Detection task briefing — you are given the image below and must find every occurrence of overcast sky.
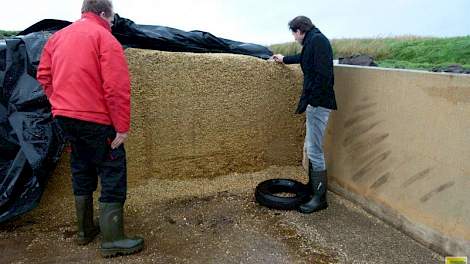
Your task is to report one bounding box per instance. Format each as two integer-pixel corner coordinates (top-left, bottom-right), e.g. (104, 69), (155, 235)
(1, 0), (469, 45)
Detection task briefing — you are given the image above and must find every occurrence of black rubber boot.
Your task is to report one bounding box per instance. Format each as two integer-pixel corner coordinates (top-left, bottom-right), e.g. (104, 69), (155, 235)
(298, 162), (328, 214)
(75, 195), (99, 245)
(99, 202), (144, 258)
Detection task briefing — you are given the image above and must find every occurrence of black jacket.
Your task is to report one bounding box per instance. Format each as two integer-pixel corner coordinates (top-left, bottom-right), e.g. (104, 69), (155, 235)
(283, 28), (337, 113)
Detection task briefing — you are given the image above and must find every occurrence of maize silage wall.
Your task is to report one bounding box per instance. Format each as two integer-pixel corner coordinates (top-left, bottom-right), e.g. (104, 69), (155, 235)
(325, 65), (470, 256)
(124, 49), (305, 184)
(40, 49), (305, 207)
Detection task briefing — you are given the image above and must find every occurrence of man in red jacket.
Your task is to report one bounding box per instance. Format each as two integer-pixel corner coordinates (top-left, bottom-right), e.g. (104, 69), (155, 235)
(37, 0), (143, 258)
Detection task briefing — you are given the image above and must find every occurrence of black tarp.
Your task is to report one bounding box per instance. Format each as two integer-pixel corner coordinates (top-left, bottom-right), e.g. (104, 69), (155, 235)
(338, 54), (378, 67)
(0, 15), (273, 223)
(431, 64), (470, 74)
(20, 14), (273, 59)
(0, 32), (63, 223)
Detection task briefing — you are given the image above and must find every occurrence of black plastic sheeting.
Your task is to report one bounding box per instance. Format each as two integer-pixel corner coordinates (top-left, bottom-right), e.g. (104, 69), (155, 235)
(20, 14), (273, 59)
(0, 15), (273, 223)
(431, 64), (470, 74)
(0, 32), (63, 223)
(338, 54), (378, 67)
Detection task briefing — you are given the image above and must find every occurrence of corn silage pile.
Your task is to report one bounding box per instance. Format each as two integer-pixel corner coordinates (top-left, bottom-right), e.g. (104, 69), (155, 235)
(126, 49), (305, 182)
(48, 49), (305, 193)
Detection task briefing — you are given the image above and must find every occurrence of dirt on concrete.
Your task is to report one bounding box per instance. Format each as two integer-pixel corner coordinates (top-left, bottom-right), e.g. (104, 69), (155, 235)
(0, 166), (443, 264)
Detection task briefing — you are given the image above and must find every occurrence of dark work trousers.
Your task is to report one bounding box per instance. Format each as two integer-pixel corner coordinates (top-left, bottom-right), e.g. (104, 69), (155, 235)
(55, 116), (127, 203)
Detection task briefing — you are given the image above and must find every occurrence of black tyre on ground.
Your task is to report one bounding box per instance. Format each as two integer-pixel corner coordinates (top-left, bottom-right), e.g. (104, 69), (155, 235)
(255, 179), (310, 210)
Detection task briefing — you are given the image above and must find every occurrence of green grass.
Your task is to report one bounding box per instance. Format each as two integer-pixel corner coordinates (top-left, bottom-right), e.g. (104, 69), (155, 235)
(0, 30), (18, 38)
(269, 42), (302, 56)
(269, 36), (470, 71)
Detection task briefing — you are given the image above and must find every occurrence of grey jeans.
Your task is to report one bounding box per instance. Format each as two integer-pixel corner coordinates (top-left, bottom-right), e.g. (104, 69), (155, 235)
(304, 105), (331, 171)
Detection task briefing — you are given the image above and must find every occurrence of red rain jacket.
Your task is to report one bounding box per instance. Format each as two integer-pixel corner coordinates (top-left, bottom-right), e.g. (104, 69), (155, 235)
(37, 12), (131, 133)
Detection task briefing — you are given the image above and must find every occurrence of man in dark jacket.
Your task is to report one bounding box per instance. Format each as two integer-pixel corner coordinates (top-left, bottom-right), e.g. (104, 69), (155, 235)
(272, 16), (337, 214)
(37, 0), (143, 257)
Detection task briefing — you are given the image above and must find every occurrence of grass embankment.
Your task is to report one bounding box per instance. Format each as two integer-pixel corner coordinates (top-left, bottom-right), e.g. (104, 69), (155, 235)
(270, 36), (470, 70)
(0, 30), (18, 38)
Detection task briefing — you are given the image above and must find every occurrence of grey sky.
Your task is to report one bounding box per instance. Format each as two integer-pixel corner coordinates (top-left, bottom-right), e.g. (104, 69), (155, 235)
(1, 0), (469, 45)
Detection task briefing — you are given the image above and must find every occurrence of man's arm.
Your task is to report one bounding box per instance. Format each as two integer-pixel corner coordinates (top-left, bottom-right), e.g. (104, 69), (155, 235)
(100, 34), (131, 147)
(37, 41), (53, 98)
(283, 54), (301, 64)
(271, 54), (301, 64)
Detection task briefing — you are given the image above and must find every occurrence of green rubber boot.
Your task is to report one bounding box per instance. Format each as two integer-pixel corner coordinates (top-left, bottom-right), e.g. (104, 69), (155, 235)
(74, 195), (99, 245)
(99, 202), (144, 258)
(298, 161), (328, 214)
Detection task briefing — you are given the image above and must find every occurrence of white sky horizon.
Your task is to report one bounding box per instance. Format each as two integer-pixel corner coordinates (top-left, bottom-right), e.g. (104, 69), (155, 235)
(1, 0), (469, 45)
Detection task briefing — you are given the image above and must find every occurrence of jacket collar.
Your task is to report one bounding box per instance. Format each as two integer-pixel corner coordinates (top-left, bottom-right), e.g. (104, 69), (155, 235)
(80, 12), (112, 32)
(302, 27), (319, 46)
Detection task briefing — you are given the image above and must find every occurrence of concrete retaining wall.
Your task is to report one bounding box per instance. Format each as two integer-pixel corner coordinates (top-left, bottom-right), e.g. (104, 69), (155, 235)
(325, 65), (470, 256)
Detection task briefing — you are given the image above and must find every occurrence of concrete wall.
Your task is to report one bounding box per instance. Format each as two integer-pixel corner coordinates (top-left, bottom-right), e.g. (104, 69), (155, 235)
(325, 65), (470, 256)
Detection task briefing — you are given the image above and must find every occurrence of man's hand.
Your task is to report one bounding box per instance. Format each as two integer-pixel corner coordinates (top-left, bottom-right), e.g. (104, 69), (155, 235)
(271, 54), (285, 64)
(111, 132), (128, 149)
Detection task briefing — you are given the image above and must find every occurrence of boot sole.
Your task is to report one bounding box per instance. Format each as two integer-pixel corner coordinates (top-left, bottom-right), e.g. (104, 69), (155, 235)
(298, 203), (328, 214)
(76, 229), (100, 246)
(101, 243), (144, 258)
(77, 238), (94, 246)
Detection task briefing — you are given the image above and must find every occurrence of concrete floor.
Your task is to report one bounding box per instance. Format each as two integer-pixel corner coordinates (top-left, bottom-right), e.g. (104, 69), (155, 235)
(0, 166), (443, 263)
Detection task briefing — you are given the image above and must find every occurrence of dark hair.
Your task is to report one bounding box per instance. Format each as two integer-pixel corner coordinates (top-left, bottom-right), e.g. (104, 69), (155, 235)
(288, 16), (315, 33)
(81, 0), (113, 17)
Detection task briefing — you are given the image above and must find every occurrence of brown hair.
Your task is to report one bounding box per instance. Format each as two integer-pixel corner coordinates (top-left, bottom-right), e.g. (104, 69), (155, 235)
(81, 0), (113, 17)
(288, 16), (315, 33)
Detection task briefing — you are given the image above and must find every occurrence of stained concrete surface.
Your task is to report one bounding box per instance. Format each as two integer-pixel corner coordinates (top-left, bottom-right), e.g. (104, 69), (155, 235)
(0, 166), (443, 264)
(326, 66), (470, 255)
